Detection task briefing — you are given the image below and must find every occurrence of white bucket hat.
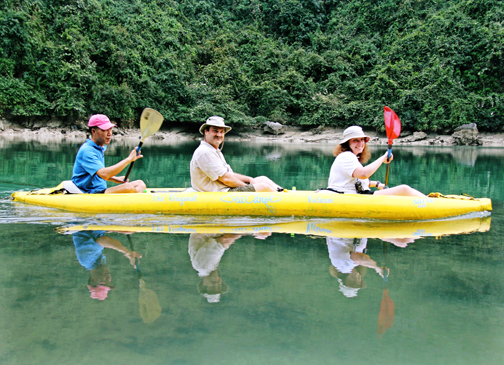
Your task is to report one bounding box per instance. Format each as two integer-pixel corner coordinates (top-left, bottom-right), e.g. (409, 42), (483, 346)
(199, 116), (232, 135)
(339, 126), (370, 144)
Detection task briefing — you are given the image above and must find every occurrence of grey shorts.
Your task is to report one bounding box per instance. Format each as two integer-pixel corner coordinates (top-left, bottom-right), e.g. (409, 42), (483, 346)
(228, 184), (256, 192)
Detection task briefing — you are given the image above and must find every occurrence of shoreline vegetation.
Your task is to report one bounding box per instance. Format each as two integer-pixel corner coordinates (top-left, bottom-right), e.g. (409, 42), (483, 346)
(0, 1), (502, 134)
(1, 119), (503, 147)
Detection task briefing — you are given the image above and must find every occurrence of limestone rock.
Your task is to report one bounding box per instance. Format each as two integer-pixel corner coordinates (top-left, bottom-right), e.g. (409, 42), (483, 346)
(429, 136), (455, 145)
(264, 121), (285, 135)
(312, 125), (325, 135)
(454, 123), (478, 132)
(46, 120), (64, 128)
(452, 123), (481, 145)
(401, 131), (427, 143)
(75, 120), (88, 130)
(0, 119), (14, 131)
(31, 121), (46, 129)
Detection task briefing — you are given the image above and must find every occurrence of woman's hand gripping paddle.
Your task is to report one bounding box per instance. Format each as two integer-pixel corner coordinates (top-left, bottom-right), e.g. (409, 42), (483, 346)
(124, 108), (164, 182)
(383, 106), (402, 187)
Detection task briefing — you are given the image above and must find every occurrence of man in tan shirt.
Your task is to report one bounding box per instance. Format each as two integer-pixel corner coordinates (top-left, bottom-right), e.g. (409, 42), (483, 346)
(190, 116), (282, 192)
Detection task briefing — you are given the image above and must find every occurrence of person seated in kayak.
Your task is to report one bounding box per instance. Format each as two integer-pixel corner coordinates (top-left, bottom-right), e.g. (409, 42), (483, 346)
(72, 114), (146, 194)
(327, 126), (425, 196)
(190, 116), (283, 192)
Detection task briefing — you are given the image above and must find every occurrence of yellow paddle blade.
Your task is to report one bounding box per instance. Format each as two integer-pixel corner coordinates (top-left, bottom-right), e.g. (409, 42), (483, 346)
(140, 108), (164, 141)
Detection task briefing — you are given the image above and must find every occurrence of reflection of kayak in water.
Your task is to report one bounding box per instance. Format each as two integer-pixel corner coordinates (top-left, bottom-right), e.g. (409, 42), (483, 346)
(11, 183), (492, 220)
(59, 215), (491, 239)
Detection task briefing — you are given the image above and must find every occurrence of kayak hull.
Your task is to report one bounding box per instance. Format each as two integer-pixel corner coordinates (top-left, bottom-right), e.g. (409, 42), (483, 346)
(11, 185), (492, 221)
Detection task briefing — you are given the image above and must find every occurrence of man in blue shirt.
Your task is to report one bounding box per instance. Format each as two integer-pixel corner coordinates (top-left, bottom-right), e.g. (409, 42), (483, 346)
(72, 114), (146, 194)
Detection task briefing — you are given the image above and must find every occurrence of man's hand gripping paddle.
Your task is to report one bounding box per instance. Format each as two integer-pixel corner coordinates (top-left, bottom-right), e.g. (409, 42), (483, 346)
(124, 108), (164, 183)
(384, 106), (401, 188)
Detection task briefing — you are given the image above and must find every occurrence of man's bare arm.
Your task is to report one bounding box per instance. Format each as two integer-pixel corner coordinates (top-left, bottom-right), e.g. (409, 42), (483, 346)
(217, 171), (250, 187)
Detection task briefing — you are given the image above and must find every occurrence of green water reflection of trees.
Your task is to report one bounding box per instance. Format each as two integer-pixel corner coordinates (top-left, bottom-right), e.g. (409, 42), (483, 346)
(1, 142), (502, 201)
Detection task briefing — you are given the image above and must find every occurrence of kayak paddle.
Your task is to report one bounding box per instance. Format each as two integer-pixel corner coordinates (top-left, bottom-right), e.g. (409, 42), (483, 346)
(124, 108), (164, 183)
(383, 106), (401, 187)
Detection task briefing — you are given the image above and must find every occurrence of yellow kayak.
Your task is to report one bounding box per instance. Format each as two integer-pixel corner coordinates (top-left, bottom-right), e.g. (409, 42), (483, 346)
(11, 183), (492, 221)
(59, 215), (491, 239)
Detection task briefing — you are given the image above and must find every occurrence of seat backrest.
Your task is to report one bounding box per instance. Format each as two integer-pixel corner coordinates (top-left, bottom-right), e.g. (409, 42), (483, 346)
(62, 180), (84, 194)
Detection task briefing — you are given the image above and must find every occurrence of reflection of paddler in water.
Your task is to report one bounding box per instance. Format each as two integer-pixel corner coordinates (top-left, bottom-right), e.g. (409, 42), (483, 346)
(72, 231), (142, 300)
(327, 236), (417, 338)
(327, 236), (416, 298)
(189, 232), (271, 303)
(327, 237), (379, 298)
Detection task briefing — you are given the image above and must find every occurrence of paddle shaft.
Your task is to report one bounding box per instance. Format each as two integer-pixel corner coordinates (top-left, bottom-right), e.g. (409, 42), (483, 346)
(384, 144), (392, 187)
(124, 142), (143, 182)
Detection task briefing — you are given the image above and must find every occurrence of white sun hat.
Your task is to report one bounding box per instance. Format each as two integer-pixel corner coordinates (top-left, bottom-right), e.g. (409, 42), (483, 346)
(199, 116), (232, 135)
(339, 126), (370, 144)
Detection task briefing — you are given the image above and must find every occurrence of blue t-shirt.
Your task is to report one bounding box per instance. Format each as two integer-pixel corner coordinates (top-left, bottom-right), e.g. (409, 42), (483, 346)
(72, 139), (107, 193)
(72, 230), (106, 270)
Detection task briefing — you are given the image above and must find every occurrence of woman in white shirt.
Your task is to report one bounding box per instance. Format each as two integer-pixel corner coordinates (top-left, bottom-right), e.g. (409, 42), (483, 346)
(327, 126), (425, 196)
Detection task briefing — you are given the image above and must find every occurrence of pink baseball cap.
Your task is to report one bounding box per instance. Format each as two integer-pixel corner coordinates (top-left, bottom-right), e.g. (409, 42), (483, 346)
(88, 114), (117, 130)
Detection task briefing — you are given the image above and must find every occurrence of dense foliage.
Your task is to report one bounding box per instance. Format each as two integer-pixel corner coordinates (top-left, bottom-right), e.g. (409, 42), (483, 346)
(0, 0), (502, 131)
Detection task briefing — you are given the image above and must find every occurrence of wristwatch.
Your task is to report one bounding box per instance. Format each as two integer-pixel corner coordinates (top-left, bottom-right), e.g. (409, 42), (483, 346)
(375, 181), (382, 188)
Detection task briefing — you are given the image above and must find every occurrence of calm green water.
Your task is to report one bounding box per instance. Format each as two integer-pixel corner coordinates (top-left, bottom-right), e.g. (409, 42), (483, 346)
(1, 138), (504, 365)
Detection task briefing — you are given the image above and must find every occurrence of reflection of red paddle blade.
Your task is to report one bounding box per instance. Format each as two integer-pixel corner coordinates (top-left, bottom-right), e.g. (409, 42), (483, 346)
(377, 289), (395, 337)
(384, 106), (401, 145)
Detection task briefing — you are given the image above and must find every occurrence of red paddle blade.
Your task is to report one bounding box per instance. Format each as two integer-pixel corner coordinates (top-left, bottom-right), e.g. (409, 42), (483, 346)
(384, 106), (401, 144)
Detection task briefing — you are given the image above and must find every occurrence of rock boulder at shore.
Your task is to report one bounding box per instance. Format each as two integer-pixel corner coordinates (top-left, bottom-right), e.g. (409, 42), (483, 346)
(264, 121), (285, 135)
(452, 123), (482, 146)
